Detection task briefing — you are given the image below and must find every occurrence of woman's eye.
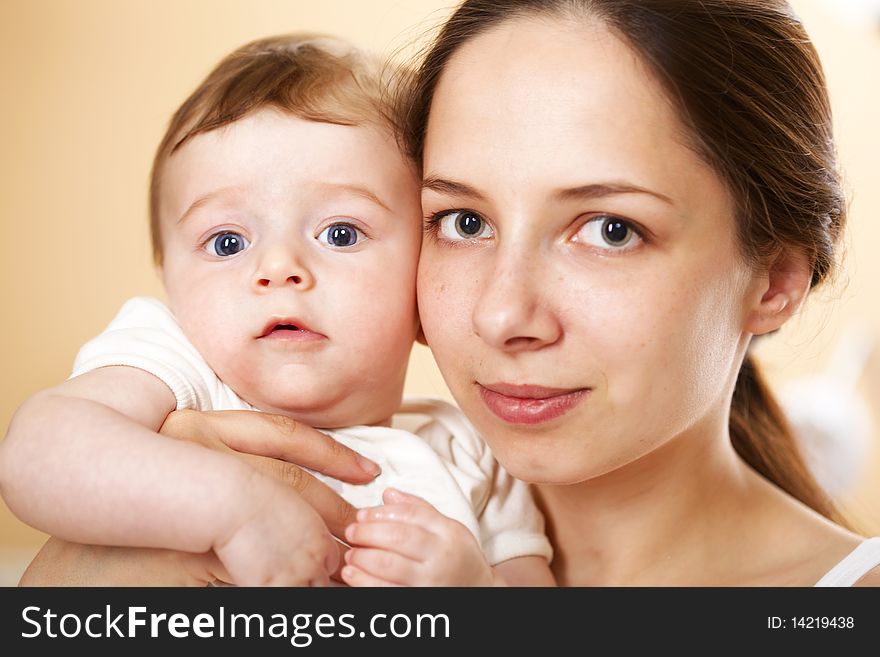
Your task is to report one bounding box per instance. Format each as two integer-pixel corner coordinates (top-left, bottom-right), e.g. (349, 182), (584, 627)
(317, 223), (363, 248)
(572, 215), (641, 251)
(207, 232), (250, 257)
(436, 211), (494, 240)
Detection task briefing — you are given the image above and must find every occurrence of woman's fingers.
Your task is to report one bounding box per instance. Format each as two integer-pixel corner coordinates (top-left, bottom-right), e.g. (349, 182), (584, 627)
(229, 412), (381, 483)
(160, 409), (380, 483)
(160, 410), (363, 539)
(236, 453), (359, 538)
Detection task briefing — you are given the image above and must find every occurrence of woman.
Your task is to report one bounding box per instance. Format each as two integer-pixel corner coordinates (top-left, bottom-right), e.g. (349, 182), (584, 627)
(22, 0), (880, 586)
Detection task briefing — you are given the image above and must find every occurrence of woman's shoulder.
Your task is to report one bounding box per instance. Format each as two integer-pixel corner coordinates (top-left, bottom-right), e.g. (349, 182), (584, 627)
(853, 564), (880, 587)
(781, 521), (880, 586)
(816, 536), (880, 587)
(747, 476), (877, 586)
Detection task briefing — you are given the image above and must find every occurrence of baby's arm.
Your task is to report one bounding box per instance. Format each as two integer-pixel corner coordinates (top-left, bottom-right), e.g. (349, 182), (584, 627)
(341, 489), (554, 586)
(2, 365), (249, 547)
(0, 366), (337, 585)
(493, 556), (556, 586)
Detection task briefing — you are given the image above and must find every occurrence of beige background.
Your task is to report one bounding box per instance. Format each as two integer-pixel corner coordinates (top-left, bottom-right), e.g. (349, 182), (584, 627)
(1, 0), (878, 585)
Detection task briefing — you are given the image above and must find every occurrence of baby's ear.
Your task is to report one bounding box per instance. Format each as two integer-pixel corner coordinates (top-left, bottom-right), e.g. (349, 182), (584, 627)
(743, 250), (812, 336)
(416, 324), (428, 346)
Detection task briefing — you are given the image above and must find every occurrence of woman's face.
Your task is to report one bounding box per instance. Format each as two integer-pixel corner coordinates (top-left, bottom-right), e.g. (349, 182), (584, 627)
(418, 17), (761, 484)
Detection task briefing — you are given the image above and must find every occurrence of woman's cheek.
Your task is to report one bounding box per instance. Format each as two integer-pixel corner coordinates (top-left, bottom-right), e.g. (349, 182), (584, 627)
(418, 255), (469, 341)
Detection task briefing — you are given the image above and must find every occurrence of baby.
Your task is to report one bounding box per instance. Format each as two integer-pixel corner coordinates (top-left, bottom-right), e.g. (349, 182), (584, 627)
(0, 34), (552, 586)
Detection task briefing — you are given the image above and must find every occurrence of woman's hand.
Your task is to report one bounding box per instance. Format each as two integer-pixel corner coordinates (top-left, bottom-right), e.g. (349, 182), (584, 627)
(160, 409), (379, 538)
(213, 471), (340, 586)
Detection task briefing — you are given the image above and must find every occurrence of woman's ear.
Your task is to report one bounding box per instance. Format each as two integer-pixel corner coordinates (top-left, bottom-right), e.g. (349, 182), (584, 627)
(743, 250), (812, 336)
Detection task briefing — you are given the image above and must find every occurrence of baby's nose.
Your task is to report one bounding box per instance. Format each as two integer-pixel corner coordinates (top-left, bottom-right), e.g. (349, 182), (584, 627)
(253, 248), (314, 290)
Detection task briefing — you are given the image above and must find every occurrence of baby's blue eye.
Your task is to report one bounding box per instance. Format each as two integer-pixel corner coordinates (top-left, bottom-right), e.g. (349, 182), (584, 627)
(208, 232), (249, 257)
(318, 223), (362, 248)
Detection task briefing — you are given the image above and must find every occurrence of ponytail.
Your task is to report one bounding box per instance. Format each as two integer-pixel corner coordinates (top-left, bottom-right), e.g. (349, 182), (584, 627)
(730, 354), (845, 525)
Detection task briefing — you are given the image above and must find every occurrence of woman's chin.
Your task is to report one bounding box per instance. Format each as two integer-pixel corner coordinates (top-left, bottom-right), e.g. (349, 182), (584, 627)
(489, 447), (591, 486)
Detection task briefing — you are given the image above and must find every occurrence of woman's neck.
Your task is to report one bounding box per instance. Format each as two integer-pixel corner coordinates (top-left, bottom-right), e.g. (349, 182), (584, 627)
(534, 412), (763, 586)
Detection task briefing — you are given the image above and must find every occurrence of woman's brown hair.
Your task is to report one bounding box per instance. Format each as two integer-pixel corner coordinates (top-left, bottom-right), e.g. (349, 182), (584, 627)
(402, 0), (847, 522)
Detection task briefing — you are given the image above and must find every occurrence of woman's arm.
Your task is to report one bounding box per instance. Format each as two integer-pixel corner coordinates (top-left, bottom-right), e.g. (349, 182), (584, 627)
(19, 537), (228, 587)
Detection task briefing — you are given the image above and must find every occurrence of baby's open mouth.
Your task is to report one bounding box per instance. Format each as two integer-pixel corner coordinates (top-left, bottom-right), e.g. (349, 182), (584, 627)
(258, 318), (326, 342)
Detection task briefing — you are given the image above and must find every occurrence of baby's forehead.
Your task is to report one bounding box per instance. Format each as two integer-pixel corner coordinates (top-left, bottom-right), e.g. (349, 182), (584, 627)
(158, 111), (417, 225)
(175, 109), (406, 168)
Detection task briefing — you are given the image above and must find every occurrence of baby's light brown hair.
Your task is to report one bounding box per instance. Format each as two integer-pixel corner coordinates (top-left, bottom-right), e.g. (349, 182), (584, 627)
(149, 34), (405, 265)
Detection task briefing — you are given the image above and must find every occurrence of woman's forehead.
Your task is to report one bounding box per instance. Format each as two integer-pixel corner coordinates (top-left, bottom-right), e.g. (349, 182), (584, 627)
(427, 18), (674, 147)
(423, 16), (707, 207)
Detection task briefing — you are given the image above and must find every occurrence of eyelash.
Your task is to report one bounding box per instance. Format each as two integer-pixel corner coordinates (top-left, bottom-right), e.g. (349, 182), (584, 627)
(423, 210), (486, 248)
(424, 210), (455, 232)
(199, 229), (250, 257)
(424, 209), (649, 253)
(571, 214), (649, 255)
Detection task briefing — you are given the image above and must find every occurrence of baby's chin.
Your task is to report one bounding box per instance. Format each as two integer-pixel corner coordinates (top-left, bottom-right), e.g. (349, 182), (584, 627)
(243, 388), (399, 430)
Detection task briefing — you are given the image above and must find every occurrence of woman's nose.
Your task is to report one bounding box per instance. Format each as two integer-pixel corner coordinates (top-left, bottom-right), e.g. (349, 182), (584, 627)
(471, 253), (561, 352)
(253, 245), (315, 291)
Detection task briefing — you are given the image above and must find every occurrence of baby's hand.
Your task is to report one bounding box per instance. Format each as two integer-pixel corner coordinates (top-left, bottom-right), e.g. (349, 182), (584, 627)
(341, 488), (494, 587)
(214, 474), (338, 586)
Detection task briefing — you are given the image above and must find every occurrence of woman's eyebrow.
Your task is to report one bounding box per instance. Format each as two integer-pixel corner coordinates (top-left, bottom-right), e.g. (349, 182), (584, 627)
(422, 176), (488, 202)
(422, 176), (674, 208)
(554, 183), (674, 206)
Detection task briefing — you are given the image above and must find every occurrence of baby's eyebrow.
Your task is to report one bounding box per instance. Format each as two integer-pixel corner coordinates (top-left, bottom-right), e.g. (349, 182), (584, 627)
(177, 186), (244, 225)
(316, 182), (392, 213)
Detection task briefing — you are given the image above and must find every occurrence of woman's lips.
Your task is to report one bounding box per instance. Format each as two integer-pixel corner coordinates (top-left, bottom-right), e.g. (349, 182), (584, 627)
(477, 383), (589, 425)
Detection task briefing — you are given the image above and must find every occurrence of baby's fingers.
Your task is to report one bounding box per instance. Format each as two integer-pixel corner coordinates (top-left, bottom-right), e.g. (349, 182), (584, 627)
(357, 498), (447, 533)
(342, 550), (416, 586)
(340, 565), (401, 587)
(345, 520), (433, 560)
(382, 488), (433, 507)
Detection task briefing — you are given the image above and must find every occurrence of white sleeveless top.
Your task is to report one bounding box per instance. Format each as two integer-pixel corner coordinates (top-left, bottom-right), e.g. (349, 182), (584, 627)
(814, 537), (880, 587)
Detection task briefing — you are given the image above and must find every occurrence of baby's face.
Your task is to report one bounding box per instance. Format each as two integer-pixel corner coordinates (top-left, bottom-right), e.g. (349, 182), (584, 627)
(158, 109), (422, 427)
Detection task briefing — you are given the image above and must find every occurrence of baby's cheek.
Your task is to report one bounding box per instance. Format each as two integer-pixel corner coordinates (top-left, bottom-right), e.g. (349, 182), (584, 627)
(357, 283), (419, 338)
(190, 323), (253, 386)
(208, 336), (245, 368)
